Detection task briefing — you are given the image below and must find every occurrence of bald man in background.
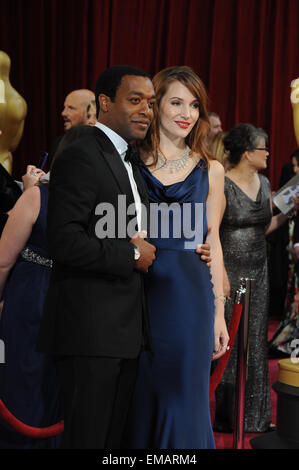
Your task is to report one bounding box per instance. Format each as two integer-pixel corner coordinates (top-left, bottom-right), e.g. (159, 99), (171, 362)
(48, 89), (95, 166)
(61, 89), (95, 130)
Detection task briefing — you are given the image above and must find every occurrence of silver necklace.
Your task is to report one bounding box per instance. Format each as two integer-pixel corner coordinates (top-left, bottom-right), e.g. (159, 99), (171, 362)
(157, 146), (191, 173)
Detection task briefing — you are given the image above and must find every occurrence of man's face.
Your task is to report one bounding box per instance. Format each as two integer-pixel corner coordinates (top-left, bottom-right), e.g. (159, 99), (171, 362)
(100, 75), (155, 141)
(61, 91), (89, 130)
(209, 115), (222, 139)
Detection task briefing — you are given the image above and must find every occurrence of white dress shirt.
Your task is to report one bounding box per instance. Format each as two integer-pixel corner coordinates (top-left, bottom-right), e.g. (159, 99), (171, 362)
(95, 122), (142, 232)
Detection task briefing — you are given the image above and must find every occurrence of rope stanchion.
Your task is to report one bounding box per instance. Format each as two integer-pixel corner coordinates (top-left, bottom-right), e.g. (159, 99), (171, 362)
(233, 278), (253, 449)
(209, 280), (246, 397)
(0, 399), (64, 438)
(209, 278), (253, 449)
(209, 302), (243, 397)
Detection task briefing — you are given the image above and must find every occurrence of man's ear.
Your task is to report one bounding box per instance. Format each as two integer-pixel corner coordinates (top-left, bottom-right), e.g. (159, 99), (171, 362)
(98, 94), (111, 113)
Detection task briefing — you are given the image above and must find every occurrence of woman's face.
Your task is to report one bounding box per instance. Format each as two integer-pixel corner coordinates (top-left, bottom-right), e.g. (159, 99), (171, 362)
(292, 156), (299, 173)
(87, 104), (97, 126)
(247, 137), (269, 170)
(158, 80), (200, 142)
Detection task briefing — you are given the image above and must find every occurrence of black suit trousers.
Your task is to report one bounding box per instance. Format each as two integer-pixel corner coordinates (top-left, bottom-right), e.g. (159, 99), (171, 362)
(55, 355), (139, 449)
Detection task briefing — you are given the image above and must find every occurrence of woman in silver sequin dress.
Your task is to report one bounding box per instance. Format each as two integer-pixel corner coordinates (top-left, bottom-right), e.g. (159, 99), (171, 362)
(214, 123), (290, 433)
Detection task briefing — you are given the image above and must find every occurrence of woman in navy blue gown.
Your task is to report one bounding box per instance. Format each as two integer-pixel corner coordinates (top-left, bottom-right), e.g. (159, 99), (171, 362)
(0, 179), (62, 448)
(0, 126), (93, 448)
(124, 66), (229, 449)
(0, 127), (94, 448)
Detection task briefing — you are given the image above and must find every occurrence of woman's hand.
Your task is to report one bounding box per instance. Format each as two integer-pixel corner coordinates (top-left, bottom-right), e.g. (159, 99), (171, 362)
(213, 309), (229, 360)
(22, 165), (45, 190)
(196, 227), (212, 268)
(196, 243), (211, 268)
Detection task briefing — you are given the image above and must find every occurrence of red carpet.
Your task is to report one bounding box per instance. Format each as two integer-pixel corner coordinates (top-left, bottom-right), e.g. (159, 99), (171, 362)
(210, 317), (280, 449)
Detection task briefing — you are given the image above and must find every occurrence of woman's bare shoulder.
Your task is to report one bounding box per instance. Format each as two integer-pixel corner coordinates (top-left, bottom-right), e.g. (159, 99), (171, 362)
(208, 158), (225, 177)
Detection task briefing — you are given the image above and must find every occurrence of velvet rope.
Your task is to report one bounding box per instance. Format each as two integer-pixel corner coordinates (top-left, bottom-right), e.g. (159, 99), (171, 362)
(0, 399), (64, 438)
(209, 302), (243, 397)
(0, 301), (243, 439)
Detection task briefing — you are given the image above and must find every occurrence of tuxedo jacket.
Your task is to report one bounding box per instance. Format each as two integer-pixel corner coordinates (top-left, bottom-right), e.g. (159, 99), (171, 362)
(36, 126), (151, 358)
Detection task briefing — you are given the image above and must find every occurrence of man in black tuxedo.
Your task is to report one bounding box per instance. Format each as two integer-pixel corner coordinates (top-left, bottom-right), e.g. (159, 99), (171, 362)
(36, 65), (157, 449)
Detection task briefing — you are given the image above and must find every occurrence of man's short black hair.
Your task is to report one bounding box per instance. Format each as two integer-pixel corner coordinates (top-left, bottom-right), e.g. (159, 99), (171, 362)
(94, 65), (151, 117)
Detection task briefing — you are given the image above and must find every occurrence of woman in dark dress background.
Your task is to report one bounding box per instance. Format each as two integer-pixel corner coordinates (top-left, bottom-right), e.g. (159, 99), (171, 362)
(214, 123), (290, 433)
(0, 126), (89, 448)
(0, 178), (62, 448)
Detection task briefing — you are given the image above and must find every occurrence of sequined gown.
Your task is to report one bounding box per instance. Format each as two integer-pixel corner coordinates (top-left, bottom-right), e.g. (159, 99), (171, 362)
(214, 175), (272, 433)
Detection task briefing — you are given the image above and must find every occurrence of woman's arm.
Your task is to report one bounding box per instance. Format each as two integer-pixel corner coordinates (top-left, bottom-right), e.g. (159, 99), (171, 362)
(265, 182), (299, 236)
(264, 190), (292, 236)
(0, 186), (40, 300)
(206, 160), (229, 360)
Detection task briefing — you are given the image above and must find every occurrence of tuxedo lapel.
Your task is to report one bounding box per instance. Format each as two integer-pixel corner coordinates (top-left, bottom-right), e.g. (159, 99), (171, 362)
(93, 127), (151, 234)
(132, 164), (148, 201)
(94, 128), (134, 205)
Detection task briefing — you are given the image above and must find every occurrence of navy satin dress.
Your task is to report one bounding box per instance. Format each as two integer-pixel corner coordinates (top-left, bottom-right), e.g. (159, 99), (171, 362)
(125, 164), (215, 449)
(0, 185), (62, 448)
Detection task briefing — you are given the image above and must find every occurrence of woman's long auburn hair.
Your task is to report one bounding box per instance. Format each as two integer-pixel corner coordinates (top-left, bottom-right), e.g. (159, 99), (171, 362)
(140, 66), (213, 168)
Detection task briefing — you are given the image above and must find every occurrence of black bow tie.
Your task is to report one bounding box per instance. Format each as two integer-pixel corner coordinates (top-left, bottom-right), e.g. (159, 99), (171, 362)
(124, 144), (140, 165)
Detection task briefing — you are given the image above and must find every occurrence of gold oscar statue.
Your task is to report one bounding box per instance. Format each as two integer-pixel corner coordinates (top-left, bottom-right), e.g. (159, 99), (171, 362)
(0, 50), (27, 174)
(291, 78), (299, 146)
